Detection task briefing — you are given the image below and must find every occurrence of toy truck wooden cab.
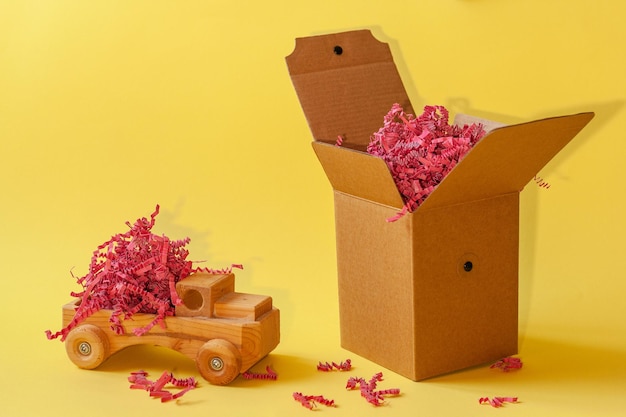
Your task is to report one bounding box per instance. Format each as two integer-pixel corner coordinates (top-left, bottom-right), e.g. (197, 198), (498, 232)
(62, 272), (280, 385)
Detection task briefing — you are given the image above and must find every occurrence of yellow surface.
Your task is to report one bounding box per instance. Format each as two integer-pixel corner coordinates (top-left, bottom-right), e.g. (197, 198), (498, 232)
(1, 1), (624, 416)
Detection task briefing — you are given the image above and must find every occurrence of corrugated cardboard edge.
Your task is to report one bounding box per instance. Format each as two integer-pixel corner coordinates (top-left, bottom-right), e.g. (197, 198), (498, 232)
(286, 29), (596, 382)
(286, 29), (412, 150)
(419, 112), (595, 210)
(312, 112), (595, 212)
(312, 141), (404, 208)
(454, 113), (506, 133)
(286, 30), (595, 211)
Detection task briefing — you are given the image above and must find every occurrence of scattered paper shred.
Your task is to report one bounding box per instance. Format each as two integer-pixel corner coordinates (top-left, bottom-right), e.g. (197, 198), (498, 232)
(317, 358), (352, 372)
(293, 392), (335, 410)
(533, 174), (551, 189)
(366, 104), (486, 221)
(346, 372), (400, 406)
(45, 205), (241, 341)
(242, 365), (278, 380)
(129, 370), (197, 403)
(479, 396), (519, 408)
(490, 356), (523, 372)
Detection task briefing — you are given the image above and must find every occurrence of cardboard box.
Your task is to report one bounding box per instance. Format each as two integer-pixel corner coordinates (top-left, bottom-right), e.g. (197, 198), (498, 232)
(286, 29), (594, 380)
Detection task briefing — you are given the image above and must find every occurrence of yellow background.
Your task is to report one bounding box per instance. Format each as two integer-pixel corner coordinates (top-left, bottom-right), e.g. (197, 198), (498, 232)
(1, 1), (624, 416)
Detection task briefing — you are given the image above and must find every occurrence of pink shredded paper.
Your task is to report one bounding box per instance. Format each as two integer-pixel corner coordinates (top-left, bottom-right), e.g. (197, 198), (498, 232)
(346, 372), (400, 406)
(317, 358), (352, 372)
(293, 392), (335, 410)
(490, 356), (523, 372)
(366, 104), (486, 221)
(533, 175), (551, 189)
(242, 365), (278, 380)
(128, 370), (197, 403)
(479, 396), (519, 408)
(46, 205), (241, 341)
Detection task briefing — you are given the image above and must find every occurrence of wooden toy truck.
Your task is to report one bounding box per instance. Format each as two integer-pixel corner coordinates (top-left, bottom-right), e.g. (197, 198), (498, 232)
(62, 272), (280, 385)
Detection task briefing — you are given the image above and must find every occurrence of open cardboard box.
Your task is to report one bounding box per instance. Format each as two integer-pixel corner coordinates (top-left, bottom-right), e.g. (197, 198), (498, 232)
(286, 29), (594, 381)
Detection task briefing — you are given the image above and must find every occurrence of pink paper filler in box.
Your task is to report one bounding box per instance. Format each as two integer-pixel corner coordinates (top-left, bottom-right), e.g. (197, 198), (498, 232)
(286, 29), (594, 381)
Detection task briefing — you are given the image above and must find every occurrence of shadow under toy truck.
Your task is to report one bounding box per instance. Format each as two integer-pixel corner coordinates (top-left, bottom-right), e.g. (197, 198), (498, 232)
(62, 272), (280, 385)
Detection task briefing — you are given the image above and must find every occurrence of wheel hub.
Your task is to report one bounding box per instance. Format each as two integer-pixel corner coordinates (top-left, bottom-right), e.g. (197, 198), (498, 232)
(78, 341), (92, 356)
(210, 357), (224, 371)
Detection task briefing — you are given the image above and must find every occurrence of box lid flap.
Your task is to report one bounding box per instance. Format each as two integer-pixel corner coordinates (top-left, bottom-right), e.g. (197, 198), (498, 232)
(286, 29), (412, 150)
(419, 112), (595, 210)
(312, 141), (405, 208)
(287, 29), (595, 212)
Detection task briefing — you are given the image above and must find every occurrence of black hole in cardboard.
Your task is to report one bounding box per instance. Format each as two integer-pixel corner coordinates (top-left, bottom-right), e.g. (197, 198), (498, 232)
(333, 45), (343, 55)
(463, 261), (473, 272)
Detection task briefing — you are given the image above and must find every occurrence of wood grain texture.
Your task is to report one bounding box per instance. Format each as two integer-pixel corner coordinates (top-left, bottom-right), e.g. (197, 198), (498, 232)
(61, 272), (280, 384)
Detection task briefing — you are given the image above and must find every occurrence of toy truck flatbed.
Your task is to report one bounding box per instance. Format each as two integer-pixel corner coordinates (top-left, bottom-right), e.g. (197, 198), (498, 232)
(62, 272), (280, 385)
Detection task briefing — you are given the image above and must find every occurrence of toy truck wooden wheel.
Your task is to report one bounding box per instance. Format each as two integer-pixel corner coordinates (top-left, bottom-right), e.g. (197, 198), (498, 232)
(196, 339), (242, 385)
(65, 324), (110, 369)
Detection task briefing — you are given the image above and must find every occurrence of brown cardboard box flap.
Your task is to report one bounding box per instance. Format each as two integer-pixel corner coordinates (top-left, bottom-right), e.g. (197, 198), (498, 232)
(287, 28), (596, 381)
(312, 141), (405, 208)
(288, 29), (594, 211)
(313, 112), (594, 211)
(420, 112), (595, 210)
(286, 29), (412, 150)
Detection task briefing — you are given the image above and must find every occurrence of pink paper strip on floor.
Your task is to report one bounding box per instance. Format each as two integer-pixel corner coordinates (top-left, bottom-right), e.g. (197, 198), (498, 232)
(128, 370), (197, 403)
(490, 356), (523, 372)
(317, 358), (352, 372)
(479, 396), (519, 408)
(346, 372), (401, 406)
(293, 392), (336, 410)
(242, 365), (278, 380)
